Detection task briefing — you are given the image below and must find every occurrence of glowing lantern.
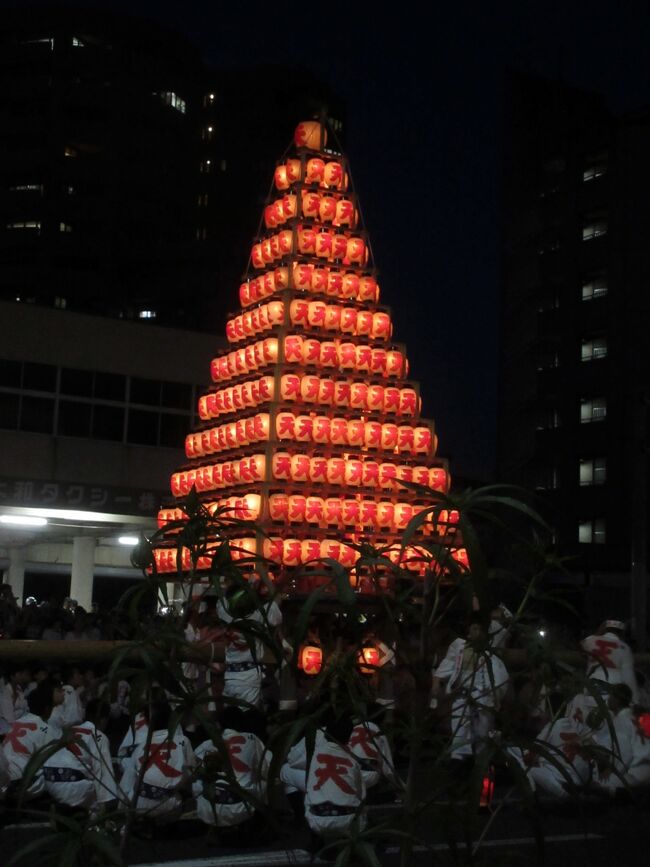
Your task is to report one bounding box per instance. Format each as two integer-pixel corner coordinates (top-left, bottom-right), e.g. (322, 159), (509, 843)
(315, 231), (333, 259)
(273, 199), (285, 225)
(245, 416), (257, 441)
(288, 495), (306, 522)
(286, 158), (301, 183)
(317, 378), (335, 405)
(362, 461), (379, 487)
(379, 462), (397, 490)
(323, 161), (344, 189)
(396, 465), (413, 485)
(239, 282), (251, 307)
(372, 311), (391, 340)
(412, 466), (429, 487)
(452, 548), (470, 570)
(302, 191), (321, 218)
(301, 539), (322, 563)
(332, 382), (349, 409)
(334, 198), (355, 227)
(270, 232), (281, 260)
(298, 228), (317, 256)
(264, 204), (278, 229)
(327, 271), (343, 296)
(226, 319), (237, 343)
(290, 299), (309, 326)
(376, 502), (395, 529)
(305, 496), (324, 524)
(356, 310), (374, 336)
(275, 266), (289, 289)
(211, 463), (223, 489)
(290, 455), (311, 483)
(324, 499), (343, 525)
(367, 384), (384, 411)
(272, 452), (291, 480)
(339, 544), (357, 568)
(342, 273), (359, 299)
(283, 538), (302, 567)
(350, 382), (368, 410)
(309, 456), (328, 483)
(261, 238), (273, 264)
(319, 195), (336, 222)
(358, 276), (378, 302)
(381, 423), (398, 450)
(340, 307), (357, 334)
(303, 337), (321, 365)
(323, 306), (341, 331)
(312, 416), (331, 443)
(327, 458), (346, 485)
(414, 426), (433, 455)
(293, 263), (313, 290)
(298, 644), (323, 675)
(239, 495), (261, 521)
(284, 334), (304, 363)
(384, 387), (401, 414)
(430, 468), (448, 492)
(280, 374), (301, 401)
(171, 473), (182, 497)
(274, 164), (289, 190)
(269, 494), (289, 522)
(249, 454), (266, 482)
(305, 157), (325, 184)
(345, 460), (363, 487)
(221, 462), (234, 486)
(263, 338), (278, 363)
(249, 308), (260, 335)
(294, 415), (313, 441)
(295, 121), (325, 151)
(343, 499), (360, 525)
(339, 343), (357, 370)
(331, 233), (348, 260)
(360, 500), (378, 527)
(346, 237), (366, 265)
(320, 341), (339, 367)
(267, 300), (284, 326)
(263, 537), (284, 563)
(364, 421), (382, 449)
(356, 345), (373, 372)
(278, 230), (293, 256)
(347, 419), (365, 447)
(312, 268), (328, 293)
(300, 376), (320, 404)
(307, 301), (327, 328)
(397, 425), (415, 452)
(326, 416), (344, 445)
(394, 502), (414, 531)
(276, 412), (296, 439)
(399, 388), (418, 416)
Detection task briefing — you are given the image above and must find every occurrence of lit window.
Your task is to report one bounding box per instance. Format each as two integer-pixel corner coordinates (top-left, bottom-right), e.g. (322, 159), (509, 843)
(64, 147), (77, 158)
(582, 218), (607, 241)
(6, 221), (41, 233)
(200, 159), (211, 173)
(580, 397), (607, 423)
(54, 296), (67, 309)
(59, 222), (72, 233)
(9, 184), (43, 193)
(155, 91), (186, 114)
(581, 336), (607, 361)
(138, 310), (157, 320)
(578, 518), (606, 544)
(72, 37), (85, 47)
(579, 457), (606, 486)
(582, 276), (608, 301)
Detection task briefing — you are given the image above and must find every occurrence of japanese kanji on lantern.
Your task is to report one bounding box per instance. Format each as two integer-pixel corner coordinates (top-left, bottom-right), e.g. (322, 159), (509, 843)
(157, 118), (457, 587)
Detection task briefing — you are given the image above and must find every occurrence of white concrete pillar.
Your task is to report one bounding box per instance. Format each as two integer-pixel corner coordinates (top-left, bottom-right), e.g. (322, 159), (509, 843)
(7, 547), (26, 604)
(70, 536), (96, 611)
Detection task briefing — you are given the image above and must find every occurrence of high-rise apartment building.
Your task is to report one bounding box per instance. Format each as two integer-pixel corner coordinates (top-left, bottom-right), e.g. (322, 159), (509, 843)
(498, 71), (649, 633)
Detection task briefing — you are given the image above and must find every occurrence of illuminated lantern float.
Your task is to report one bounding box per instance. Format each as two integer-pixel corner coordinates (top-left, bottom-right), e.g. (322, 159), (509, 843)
(156, 120), (461, 589)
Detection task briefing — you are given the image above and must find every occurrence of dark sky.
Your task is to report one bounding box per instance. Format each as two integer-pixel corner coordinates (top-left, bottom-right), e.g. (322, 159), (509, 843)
(19, 0), (650, 480)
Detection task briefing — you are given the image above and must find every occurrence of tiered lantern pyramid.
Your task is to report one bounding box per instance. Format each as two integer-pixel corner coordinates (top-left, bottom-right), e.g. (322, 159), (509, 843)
(154, 120), (466, 592)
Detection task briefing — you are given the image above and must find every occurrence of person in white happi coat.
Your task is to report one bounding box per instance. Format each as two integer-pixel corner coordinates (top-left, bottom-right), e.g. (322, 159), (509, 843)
(217, 586), (283, 709)
(431, 618), (509, 760)
(43, 699), (120, 809)
(304, 714), (365, 838)
(347, 710), (395, 791)
(590, 684), (640, 795)
(49, 666), (85, 730)
(192, 707), (271, 827)
(0, 665), (31, 736)
(120, 701), (194, 819)
(509, 711), (591, 798)
(2, 678), (64, 800)
(117, 711), (149, 771)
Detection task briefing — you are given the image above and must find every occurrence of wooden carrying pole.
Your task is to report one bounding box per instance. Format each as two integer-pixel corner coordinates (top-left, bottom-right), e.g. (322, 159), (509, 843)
(0, 640), (225, 664)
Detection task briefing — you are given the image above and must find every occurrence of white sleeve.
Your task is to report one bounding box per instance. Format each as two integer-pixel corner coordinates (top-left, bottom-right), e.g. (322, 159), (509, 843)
(265, 601), (282, 628)
(95, 732), (120, 803)
(285, 738), (307, 770)
(434, 644), (460, 681)
(0, 686), (16, 728)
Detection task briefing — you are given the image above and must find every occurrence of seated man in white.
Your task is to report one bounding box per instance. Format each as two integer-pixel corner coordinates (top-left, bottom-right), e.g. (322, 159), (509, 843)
(348, 706), (395, 792)
(43, 698), (120, 809)
(120, 699), (194, 819)
(590, 684), (639, 795)
(2, 678), (64, 801)
(193, 706), (270, 827)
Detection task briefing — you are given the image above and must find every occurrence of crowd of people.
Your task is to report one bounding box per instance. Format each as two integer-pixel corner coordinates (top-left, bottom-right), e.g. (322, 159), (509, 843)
(1, 586), (650, 850)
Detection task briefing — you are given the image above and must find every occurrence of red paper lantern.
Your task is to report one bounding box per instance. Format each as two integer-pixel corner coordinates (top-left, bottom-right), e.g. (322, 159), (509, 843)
(429, 468), (449, 492)
(340, 306), (358, 334)
(280, 374), (301, 401)
(339, 343), (357, 370)
(294, 414), (313, 441)
(323, 305), (341, 331)
(278, 229), (293, 256)
(320, 341), (339, 367)
(346, 237), (366, 265)
(384, 387), (401, 414)
(267, 300), (284, 326)
(289, 299), (309, 327)
(396, 465), (413, 485)
(399, 388), (418, 416)
(288, 494), (306, 522)
(284, 334), (303, 363)
(272, 452), (291, 480)
(274, 165), (289, 190)
(326, 271), (343, 297)
(305, 157), (325, 184)
(343, 498), (360, 525)
(376, 502), (395, 529)
(301, 190), (321, 219)
(293, 263), (313, 290)
(307, 301), (327, 328)
(261, 238), (274, 264)
(300, 375), (320, 404)
(286, 158), (301, 184)
(263, 537), (284, 563)
(312, 416), (331, 443)
(283, 538), (303, 567)
(290, 455), (311, 483)
(345, 459), (363, 487)
(330, 417), (348, 445)
(276, 412), (296, 440)
(367, 383), (384, 411)
(305, 496), (324, 523)
(339, 545), (356, 568)
(269, 494), (289, 522)
(372, 311), (392, 340)
(379, 462), (397, 489)
(364, 421), (382, 449)
(362, 461), (379, 487)
(301, 539), (322, 564)
(414, 426), (432, 455)
(324, 500), (343, 525)
(358, 276), (378, 302)
(249, 454), (267, 482)
(263, 338), (279, 364)
(360, 500), (378, 527)
(298, 644), (323, 675)
(356, 309), (374, 336)
(309, 456), (328, 483)
(315, 231), (333, 259)
(323, 161), (344, 189)
(355, 345), (373, 372)
(319, 195), (336, 222)
(264, 204), (278, 229)
(312, 267), (328, 293)
(318, 378), (335, 405)
(347, 419), (365, 447)
(394, 502), (414, 531)
(381, 423), (398, 450)
(327, 458), (346, 484)
(341, 273), (359, 299)
(334, 198), (355, 227)
(239, 282), (251, 307)
(349, 382), (368, 410)
(295, 121), (325, 150)
(397, 425), (415, 452)
(275, 266), (289, 289)
(331, 233), (348, 260)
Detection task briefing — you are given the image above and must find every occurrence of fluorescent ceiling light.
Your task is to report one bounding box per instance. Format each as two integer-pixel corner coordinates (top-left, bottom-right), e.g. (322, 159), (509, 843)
(0, 515), (48, 527)
(118, 536), (139, 546)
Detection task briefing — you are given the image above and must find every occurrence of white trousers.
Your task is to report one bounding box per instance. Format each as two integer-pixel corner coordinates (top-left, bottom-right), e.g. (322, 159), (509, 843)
(450, 696), (493, 759)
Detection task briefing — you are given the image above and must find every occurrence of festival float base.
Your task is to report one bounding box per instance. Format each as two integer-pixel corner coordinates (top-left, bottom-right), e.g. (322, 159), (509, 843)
(153, 120), (466, 597)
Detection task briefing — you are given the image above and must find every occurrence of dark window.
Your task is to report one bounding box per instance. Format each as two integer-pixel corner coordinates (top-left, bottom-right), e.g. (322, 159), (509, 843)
(23, 362), (56, 392)
(0, 359), (21, 388)
(94, 371), (125, 401)
(60, 367), (93, 396)
(159, 412), (188, 448)
(0, 392), (20, 428)
(21, 396), (54, 433)
(58, 400), (91, 437)
(127, 408), (158, 445)
(130, 377), (160, 406)
(161, 380), (192, 409)
(92, 404), (124, 441)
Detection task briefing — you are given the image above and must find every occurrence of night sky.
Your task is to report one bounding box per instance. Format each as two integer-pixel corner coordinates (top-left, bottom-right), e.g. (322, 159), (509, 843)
(18, 0), (650, 480)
